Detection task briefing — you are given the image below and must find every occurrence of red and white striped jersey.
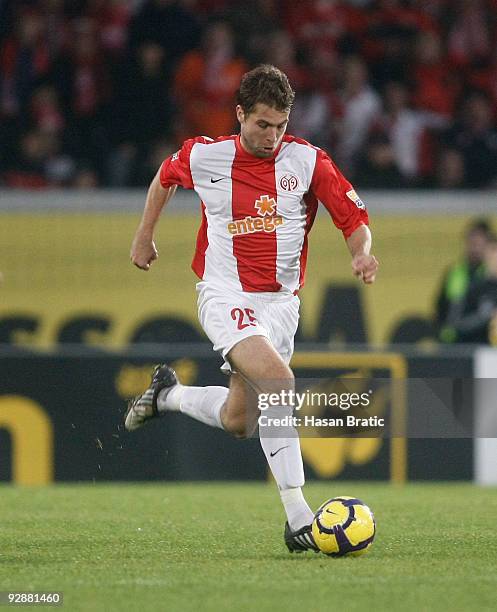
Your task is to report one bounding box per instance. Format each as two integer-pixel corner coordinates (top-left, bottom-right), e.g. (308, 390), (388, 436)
(160, 134), (368, 294)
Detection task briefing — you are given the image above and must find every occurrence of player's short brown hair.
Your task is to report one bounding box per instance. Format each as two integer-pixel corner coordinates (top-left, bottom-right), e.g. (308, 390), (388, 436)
(237, 64), (295, 115)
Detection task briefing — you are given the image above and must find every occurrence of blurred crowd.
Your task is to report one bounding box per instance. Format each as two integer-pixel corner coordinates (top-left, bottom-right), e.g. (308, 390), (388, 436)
(1, 0), (497, 189)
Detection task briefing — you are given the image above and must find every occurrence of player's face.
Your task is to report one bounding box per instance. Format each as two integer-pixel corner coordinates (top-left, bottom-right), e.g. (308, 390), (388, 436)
(237, 103), (289, 158)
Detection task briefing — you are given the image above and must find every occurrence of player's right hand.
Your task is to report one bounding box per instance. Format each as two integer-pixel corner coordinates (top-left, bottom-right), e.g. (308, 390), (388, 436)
(130, 234), (158, 270)
(351, 254), (379, 284)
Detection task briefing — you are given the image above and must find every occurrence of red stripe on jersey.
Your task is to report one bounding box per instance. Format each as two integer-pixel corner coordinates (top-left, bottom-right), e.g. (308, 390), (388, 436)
(299, 192), (319, 289)
(191, 201), (209, 278)
(230, 141), (281, 292)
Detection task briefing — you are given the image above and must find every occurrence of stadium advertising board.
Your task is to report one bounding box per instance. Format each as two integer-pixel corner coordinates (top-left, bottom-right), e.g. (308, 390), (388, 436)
(0, 349), (473, 484)
(1, 214), (494, 348)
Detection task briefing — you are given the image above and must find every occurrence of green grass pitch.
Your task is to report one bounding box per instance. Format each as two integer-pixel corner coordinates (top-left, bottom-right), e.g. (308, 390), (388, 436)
(1, 482), (496, 612)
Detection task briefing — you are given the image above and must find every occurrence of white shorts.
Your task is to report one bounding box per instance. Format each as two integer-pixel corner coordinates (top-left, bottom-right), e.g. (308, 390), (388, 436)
(196, 282), (300, 372)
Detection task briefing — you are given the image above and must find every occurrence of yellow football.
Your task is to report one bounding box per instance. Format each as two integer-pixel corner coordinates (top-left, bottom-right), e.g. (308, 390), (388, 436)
(312, 496), (376, 556)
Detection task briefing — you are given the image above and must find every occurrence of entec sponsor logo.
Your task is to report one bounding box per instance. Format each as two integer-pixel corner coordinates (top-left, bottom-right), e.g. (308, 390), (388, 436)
(227, 195), (284, 236)
(227, 215), (283, 235)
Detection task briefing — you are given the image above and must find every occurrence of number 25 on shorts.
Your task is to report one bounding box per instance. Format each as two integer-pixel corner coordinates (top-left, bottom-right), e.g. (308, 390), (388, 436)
(231, 307), (258, 330)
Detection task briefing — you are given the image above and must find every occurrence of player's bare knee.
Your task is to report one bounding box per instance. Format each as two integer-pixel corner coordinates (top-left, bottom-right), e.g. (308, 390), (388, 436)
(222, 412), (251, 439)
(233, 428), (250, 440)
(259, 364), (295, 397)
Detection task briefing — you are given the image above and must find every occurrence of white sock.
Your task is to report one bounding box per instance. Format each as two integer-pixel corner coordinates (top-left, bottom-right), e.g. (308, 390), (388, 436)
(280, 487), (314, 531)
(259, 406), (313, 530)
(158, 384), (184, 411)
(158, 385), (227, 430)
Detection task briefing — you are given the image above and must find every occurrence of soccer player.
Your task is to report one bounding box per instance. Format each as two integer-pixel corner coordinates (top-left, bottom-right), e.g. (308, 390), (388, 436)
(126, 65), (378, 552)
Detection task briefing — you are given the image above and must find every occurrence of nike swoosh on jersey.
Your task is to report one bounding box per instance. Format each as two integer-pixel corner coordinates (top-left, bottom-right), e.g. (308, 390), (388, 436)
(270, 445), (290, 457)
(210, 177), (224, 183)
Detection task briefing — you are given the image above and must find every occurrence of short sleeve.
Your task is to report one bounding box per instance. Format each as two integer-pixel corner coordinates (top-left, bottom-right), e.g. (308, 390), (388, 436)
(160, 137), (210, 190)
(310, 148), (369, 239)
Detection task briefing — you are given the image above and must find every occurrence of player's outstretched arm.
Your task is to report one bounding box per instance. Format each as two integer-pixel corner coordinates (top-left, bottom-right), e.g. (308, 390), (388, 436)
(346, 224), (379, 285)
(130, 168), (177, 271)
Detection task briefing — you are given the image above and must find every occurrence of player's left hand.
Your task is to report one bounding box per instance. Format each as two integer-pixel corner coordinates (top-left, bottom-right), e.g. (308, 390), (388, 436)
(351, 254), (379, 284)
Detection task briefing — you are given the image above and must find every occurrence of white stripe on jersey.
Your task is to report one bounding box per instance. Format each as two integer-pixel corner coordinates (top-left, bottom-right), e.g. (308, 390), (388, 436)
(190, 139), (242, 292)
(274, 141), (317, 293)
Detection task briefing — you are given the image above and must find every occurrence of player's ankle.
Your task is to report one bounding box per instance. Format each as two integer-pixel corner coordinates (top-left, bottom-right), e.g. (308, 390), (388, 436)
(280, 487), (314, 530)
(157, 384), (184, 412)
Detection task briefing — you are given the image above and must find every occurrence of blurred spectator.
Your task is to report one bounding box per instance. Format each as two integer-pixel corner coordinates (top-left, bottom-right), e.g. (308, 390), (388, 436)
(447, 0), (492, 68)
(53, 17), (111, 120)
(432, 148), (466, 189)
(262, 30), (309, 91)
(283, 0), (347, 53)
(263, 29), (331, 146)
(365, 0), (434, 88)
(1, 124), (75, 188)
(223, 0), (279, 65)
(0, 9), (51, 118)
(443, 91), (497, 188)
(436, 218), (493, 342)
(2, 129), (53, 188)
(466, 56), (497, 117)
(412, 1), (447, 20)
(41, 0), (72, 60)
(109, 42), (172, 186)
(30, 84), (65, 133)
(42, 128), (75, 185)
(128, 0), (200, 65)
(52, 17), (112, 180)
(132, 138), (177, 186)
(372, 81), (448, 182)
(355, 133), (405, 188)
(369, 26), (414, 91)
(283, 0), (368, 56)
(411, 30), (459, 118)
(72, 165), (99, 189)
(335, 55), (381, 173)
(450, 236), (497, 344)
(173, 20), (247, 140)
(288, 84), (331, 149)
(88, 0), (133, 60)
(0, 1), (13, 42)
(193, 0), (231, 14)
(1, 0), (496, 189)
(371, 0), (437, 33)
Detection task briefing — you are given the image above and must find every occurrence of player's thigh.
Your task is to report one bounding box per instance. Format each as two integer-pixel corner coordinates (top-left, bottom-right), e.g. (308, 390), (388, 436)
(227, 335), (294, 395)
(267, 296), (300, 366)
(223, 336), (295, 437)
(197, 287), (271, 373)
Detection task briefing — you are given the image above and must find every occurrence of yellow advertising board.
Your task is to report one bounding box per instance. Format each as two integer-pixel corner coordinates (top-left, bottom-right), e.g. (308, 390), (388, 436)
(0, 213), (492, 347)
